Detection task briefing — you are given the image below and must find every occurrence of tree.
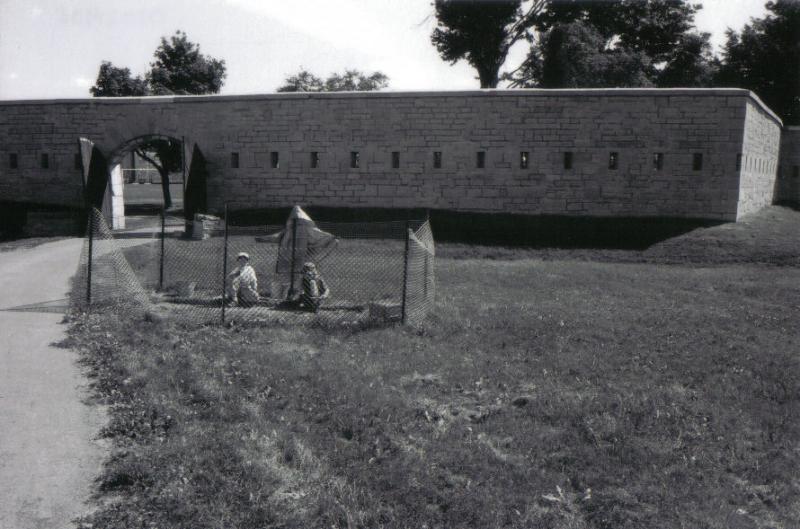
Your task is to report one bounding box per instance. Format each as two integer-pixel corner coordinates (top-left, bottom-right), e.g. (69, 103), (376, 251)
(324, 70), (390, 92)
(509, 0), (708, 88)
(133, 139), (183, 209)
(147, 30), (226, 95)
(277, 69), (389, 92)
(536, 0), (701, 65)
(431, 0), (547, 88)
(277, 70), (325, 92)
(657, 32), (718, 87)
(89, 61), (148, 97)
(717, 1), (800, 125)
(90, 30), (226, 208)
(538, 21), (652, 88)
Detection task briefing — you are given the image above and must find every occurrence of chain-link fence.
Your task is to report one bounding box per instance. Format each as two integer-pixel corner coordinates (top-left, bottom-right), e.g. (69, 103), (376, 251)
(404, 220), (436, 327)
(72, 206), (435, 327)
(70, 208), (154, 314)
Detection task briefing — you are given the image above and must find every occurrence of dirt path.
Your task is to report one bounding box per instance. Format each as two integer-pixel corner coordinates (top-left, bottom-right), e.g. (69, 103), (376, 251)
(0, 238), (107, 529)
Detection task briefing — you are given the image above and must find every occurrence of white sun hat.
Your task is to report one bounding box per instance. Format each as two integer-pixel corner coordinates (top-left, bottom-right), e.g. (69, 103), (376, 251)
(237, 252), (250, 260)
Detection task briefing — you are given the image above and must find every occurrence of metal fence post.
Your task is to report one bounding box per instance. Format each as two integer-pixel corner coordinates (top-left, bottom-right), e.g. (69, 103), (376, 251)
(221, 203), (229, 324)
(424, 250), (429, 301)
(288, 216), (298, 300)
(159, 208), (165, 291)
(86, 209), (93, 308)
(423, 213), (431, 303)
(401, 220), (411, 324)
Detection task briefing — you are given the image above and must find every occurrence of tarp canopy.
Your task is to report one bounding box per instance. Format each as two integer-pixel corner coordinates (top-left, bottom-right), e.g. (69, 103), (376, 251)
(257, 206), (337, 298)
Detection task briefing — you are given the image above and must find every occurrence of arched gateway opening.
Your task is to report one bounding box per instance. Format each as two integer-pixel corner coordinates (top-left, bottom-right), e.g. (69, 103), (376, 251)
(107, 135), (185, 230)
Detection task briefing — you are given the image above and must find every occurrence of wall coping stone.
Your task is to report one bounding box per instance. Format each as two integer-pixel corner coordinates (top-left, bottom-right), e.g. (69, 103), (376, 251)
(0, 88), (783, 127)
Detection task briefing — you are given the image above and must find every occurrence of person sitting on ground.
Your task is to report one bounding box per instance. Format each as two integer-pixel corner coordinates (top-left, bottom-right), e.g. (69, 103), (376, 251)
(226, 252), (259, 307)
(297, 262), (329, 313)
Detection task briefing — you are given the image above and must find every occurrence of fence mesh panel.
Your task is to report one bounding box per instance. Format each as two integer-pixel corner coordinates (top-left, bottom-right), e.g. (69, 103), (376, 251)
(72, 207), (435, 327)
(404, 220), (436, 327)
(71, 208), (152, 313)
(156, 213), (226, 324)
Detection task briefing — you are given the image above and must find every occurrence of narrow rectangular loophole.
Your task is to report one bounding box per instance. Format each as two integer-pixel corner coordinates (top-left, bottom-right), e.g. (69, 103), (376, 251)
(41, 153), (49, 169)
(736, 153), (742, 171)
(563, 152), (573, 170)
(608, 152), (618, 170)
(310, 152), (319, 169)
(653, 153), (663, 171)
(693, 153), (703, 171)
(794, 166), (799, 179)
(520, 151), (529, 169)
(231, 152), (239, 169)
(391, 151), (400, 169)
(9, 153), (18, 169)
(350, 151), (360, 169)
(433, 151), (442, 169)
(271, 152), (279, 169)
(476, 151), (485, 169)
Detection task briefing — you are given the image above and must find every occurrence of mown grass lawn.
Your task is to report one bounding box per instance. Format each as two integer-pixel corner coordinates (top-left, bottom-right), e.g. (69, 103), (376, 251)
(67, 207), (800, 529)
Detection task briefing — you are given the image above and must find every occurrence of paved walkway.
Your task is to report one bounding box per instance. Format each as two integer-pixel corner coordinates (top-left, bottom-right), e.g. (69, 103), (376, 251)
(0, 238), (107, 529)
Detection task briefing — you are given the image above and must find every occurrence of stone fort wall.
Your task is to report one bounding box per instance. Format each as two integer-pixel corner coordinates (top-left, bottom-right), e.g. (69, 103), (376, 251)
(0, 88), (789, 223)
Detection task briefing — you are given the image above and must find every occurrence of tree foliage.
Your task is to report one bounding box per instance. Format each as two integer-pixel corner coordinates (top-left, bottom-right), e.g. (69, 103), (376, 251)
(431, 0), (546, 88)
(514, 0), (714, 88)
(717, 0), (800, 125)
(435, 0), (715, 89)
(277, 70), (325, 92)
(657, 31), (718, 87)
(90, 62), (148, 97)
(277, 69), (389, 92)
(146, 31), (226, 95)
(536, 0), (701, 65)
(90, 30), (226, 97)
(538, 21), (652, 88)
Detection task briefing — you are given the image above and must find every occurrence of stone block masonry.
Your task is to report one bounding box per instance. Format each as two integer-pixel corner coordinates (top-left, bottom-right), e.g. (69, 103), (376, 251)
(0, 88), (786, 223)
(738, 98), (783, 218)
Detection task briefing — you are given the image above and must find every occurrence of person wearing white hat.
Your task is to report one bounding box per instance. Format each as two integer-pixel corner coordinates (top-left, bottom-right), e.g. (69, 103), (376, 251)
(226, 252), (259, 307)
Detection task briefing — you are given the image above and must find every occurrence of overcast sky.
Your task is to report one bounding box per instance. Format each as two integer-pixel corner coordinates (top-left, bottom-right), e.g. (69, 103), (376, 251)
(0, 0), (770, 100)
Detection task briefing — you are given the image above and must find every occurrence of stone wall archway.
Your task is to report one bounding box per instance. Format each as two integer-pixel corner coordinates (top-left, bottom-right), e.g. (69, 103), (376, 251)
(106, 134), (184, 229)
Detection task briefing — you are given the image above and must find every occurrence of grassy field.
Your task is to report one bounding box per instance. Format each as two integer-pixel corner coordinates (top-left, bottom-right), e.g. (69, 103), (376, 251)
(124, 182), (184, 207)
(66, 206), (800, 528)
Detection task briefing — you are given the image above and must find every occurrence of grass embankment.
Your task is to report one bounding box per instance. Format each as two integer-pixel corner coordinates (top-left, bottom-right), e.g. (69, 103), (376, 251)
(68, 207), (800, 528)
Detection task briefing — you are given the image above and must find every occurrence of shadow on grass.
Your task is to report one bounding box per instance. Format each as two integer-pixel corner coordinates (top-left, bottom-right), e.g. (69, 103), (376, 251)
(226, 205), (723, 250)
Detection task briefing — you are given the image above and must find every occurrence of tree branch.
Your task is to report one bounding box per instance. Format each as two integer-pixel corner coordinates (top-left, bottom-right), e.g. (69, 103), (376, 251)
(506, 0), (547, 45)
(135, 148), (165, 175)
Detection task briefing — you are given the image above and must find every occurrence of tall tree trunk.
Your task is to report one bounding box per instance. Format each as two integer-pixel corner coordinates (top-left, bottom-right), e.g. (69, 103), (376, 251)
(136, 148), (172, 209)
(478, 64), (500, 88)
(159, 168), (172, 210)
